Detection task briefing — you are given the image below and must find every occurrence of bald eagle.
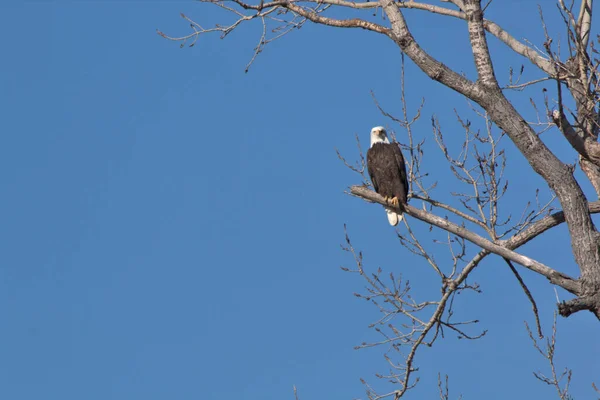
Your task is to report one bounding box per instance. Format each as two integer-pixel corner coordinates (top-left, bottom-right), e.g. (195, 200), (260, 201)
(366, 126), (409, 226)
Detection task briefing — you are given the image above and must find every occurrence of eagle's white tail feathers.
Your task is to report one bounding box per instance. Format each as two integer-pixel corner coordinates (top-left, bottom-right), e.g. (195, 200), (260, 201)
(385, 208), (404, 226)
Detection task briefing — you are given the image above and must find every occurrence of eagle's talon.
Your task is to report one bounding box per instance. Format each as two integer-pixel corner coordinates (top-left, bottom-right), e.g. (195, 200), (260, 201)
(388, 196), (400, 208)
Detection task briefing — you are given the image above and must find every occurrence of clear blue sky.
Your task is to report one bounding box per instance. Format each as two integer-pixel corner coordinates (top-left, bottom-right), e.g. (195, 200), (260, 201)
(1, 1), (598, 399)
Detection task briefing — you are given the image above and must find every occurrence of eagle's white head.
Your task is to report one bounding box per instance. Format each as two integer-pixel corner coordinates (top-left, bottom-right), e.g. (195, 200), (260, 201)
(370, 126), (390, 147)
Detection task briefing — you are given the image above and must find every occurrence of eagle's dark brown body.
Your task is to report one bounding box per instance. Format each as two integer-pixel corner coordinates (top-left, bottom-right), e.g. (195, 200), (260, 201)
(367, 142), (408, 207)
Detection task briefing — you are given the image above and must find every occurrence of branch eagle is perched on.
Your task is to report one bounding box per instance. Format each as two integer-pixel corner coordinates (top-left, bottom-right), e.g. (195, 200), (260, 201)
(366, 126), (409, 226)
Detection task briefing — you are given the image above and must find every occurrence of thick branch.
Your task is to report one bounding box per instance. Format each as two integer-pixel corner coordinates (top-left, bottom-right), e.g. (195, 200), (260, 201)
(482, 20), (553, 75)
(350, 185), (581, 294)
(558, 294), (600, 319)
(464, 0), (498, 87)
(283, 2), (391, 34)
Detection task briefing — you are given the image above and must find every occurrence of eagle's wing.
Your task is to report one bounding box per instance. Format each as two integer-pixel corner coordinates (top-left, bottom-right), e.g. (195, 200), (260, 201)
(366, 148), (379, 193)
(392, 143), (409, 201)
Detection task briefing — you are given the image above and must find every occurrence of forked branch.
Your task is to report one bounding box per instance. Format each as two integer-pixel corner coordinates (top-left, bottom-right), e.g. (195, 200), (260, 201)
(350, 185), (580, 294)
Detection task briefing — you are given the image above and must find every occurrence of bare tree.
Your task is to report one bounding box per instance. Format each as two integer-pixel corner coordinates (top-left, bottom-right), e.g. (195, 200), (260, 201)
(160, 0), (599, 398)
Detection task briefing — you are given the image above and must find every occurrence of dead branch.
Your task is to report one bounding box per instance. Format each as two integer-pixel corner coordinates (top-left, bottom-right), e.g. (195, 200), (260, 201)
(504, 258), (543, 339)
